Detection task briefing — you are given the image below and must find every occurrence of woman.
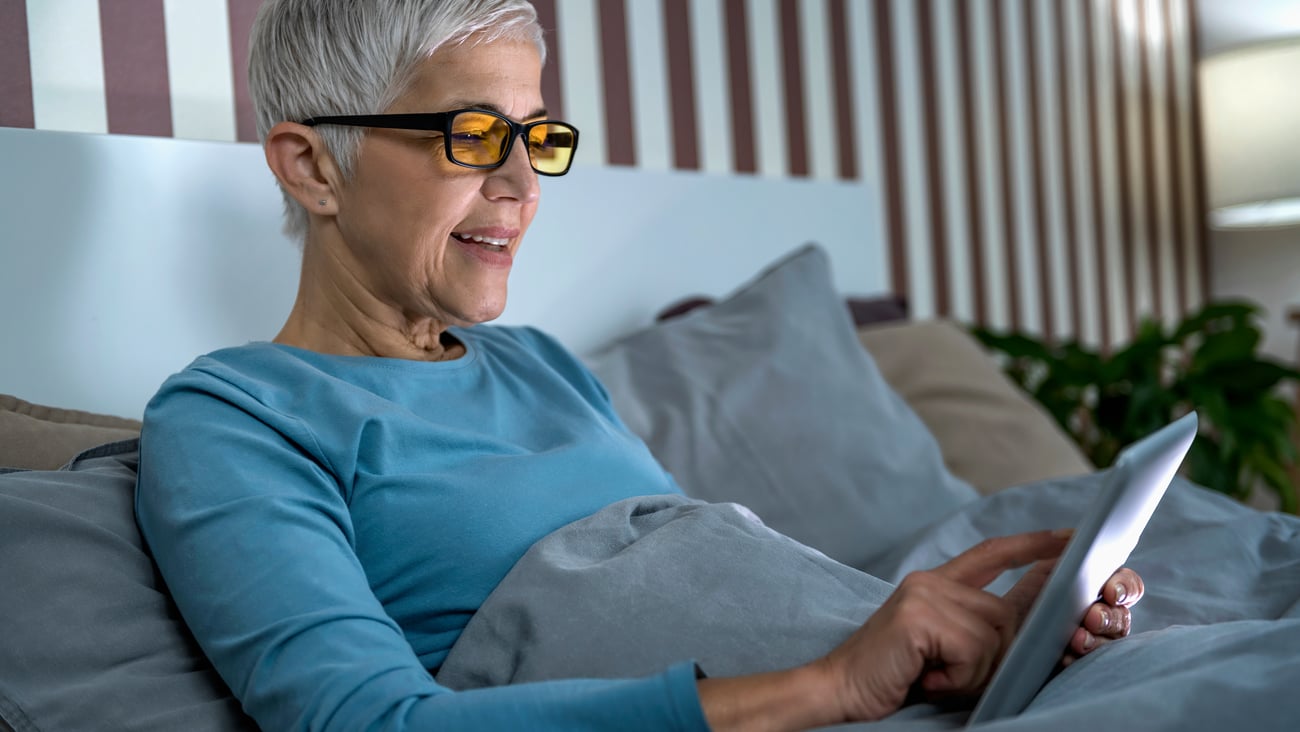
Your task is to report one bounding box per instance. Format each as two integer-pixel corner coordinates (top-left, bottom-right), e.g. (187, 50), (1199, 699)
(135, 1), (1141, 730)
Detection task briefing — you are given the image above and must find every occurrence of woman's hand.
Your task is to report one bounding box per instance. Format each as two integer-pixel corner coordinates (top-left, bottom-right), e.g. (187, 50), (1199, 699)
(817, 530), (1069, 722)
(698, 532), (1146, 731)
(1063, 567), (1144, 666)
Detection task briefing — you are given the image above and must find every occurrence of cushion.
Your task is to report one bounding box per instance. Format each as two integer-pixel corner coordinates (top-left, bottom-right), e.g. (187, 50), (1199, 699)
(0, 393), (141, 470)
(585, 244), (979, 571)
(845, 294), (909, 326)
(859, 320), (1093, 494)
(0, 441), (256, 732)
(656, 293), (909, 328)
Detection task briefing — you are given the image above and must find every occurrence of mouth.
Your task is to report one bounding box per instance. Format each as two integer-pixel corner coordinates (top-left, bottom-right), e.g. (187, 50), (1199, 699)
(450, 228), (517, 268)
(451, 231), (510, 252)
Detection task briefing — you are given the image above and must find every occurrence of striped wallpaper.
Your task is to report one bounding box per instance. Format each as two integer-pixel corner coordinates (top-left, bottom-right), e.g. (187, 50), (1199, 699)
(0, 0), (1207, 349)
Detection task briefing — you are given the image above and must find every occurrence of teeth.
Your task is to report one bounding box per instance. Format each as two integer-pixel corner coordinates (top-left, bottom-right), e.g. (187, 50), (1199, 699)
(453, 232), (509, 247)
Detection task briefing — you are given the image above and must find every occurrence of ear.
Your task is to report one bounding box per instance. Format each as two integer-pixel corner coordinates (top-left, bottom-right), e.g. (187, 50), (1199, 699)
(263, 121), (343, 215)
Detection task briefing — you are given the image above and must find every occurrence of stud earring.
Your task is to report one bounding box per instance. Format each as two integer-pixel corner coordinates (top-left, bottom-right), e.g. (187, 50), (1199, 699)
(318, 199), (328, 206)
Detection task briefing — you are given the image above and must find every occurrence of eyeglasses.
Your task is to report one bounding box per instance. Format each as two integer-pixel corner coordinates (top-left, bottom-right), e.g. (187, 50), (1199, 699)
(301, 108), (580, 176)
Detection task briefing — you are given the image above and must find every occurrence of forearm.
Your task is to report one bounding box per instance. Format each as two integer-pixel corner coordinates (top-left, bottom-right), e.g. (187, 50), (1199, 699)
(697, 661), (844, 732)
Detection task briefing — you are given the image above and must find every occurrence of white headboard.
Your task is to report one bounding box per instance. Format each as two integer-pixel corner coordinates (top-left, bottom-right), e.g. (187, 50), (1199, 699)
(0, 127), (887, 418)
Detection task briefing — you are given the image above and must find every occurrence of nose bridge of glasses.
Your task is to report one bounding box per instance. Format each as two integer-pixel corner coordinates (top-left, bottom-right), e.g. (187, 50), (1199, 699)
(477, 121), (532, 176)
(504, 120), (553, 164)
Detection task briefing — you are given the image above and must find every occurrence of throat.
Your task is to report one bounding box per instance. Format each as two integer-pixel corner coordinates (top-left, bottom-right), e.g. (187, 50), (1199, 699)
(427, 332), (466, 361)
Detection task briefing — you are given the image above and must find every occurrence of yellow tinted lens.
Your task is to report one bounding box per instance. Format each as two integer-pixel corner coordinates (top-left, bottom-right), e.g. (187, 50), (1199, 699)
(448, 112), (509, 165)
(528, 124), (575, 173)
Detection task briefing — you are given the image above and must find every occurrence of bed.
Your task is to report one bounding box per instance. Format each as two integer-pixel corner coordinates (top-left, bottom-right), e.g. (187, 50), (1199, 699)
(2, 128), (1298, 731)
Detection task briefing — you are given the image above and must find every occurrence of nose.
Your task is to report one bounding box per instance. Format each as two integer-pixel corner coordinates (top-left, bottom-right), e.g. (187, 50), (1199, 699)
(483, 133), (540, 204)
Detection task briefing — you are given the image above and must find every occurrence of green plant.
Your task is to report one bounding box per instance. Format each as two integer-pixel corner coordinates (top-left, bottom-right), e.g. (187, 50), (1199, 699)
(973, 301), (1300, 513)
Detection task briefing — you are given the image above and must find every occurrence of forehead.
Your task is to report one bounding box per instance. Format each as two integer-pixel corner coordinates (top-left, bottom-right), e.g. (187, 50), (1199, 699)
(392, 37), (544, 116)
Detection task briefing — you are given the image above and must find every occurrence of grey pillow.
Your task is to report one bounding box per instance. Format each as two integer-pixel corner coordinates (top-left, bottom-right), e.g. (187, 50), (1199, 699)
(585, 244), (979, 571)
(0, 441), (255, 732)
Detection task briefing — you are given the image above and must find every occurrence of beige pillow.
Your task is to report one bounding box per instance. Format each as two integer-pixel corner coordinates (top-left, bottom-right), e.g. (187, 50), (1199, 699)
(858, 321), (1092, 495)
(0, 394), (142, 470)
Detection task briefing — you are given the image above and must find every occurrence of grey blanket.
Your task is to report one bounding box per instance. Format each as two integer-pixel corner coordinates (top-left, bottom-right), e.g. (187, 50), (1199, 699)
(436, 475), (1300, 730)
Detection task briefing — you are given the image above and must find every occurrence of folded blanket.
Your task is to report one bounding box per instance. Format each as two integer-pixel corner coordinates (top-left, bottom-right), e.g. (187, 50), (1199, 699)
(436, 496), (895, 687)
(437, 475), (1300, 730)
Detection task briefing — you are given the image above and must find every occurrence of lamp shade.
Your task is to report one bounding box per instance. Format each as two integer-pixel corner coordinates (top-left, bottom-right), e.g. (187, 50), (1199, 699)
(1199, 40), (1300, 230)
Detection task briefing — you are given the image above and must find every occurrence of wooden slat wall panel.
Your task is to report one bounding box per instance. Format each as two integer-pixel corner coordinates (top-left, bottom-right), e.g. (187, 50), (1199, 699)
(0, 1), (34, 128)
(2, 0), (1206, 347)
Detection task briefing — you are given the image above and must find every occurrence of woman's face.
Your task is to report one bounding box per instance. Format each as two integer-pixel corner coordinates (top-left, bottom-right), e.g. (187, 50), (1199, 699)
(330, 37), (544, 329)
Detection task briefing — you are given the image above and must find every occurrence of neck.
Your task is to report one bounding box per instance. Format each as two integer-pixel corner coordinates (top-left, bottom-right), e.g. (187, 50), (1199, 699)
(273, 237), (465, 362)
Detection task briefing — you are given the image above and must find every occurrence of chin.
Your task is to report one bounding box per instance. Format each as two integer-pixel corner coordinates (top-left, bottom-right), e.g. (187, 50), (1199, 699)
(455, 293), (508, 326)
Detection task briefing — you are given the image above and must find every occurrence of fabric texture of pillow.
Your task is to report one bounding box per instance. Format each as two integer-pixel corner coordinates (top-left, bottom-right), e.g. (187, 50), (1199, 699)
(0, 440), (255, 732)
(656, 293), (909, 329)
(0, 393), (141, 470)
(585, 244), (979, 571)
(858, 320), (1093, 495)
(844, 294), (909, 327)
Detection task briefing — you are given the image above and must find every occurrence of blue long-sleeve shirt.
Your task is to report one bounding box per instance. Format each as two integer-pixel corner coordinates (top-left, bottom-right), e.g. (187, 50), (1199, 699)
(135, 325), (710, 731)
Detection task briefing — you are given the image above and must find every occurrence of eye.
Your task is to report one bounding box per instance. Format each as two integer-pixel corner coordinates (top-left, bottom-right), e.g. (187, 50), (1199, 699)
(450, 129), (489, 145)
(450, 112), (506, 144)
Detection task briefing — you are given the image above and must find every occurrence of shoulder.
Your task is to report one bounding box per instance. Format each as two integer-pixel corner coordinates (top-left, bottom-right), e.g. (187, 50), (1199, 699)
(148, 343), (321, 416)
(141, 343), (342, 460)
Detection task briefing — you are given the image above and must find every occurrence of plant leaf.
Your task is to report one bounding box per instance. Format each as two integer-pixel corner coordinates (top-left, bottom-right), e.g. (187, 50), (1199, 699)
(1192, 329), (1263, 371)
(1172, 300), (1261, 341)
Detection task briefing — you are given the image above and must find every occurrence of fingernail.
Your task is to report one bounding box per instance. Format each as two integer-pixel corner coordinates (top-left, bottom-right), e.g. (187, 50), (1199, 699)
(1115, 583), (1128, 604)
(1097, 608), (1110, 631)
(1083, 632), (1096, 650)
(1052, 528), (1074, 539)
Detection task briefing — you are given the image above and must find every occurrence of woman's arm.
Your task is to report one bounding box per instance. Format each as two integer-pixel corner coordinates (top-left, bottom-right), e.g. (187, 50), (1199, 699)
(136, 376), (709, 732)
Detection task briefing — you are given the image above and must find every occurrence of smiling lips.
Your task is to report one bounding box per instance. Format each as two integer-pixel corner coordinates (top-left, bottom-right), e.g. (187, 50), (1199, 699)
(449, 228), (517, 267)
(451, 231), (510, 250)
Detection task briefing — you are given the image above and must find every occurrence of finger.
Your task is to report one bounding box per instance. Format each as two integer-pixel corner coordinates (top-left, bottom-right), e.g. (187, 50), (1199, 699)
(917, 610), (1006, 696)
(1068, 626), (1100, 656)
(893, 573), (1018, 693)
(1000, 558), (1057, 623)
(936, 531), (1072, 589)
(897, 572), (1015, 638)
(1101, 568), (1145, 608)
(1083, 602), (1131, 638)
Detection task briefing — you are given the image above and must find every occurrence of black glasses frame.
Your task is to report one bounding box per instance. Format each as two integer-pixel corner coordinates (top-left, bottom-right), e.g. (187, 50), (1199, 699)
(301, 108), (579, 176)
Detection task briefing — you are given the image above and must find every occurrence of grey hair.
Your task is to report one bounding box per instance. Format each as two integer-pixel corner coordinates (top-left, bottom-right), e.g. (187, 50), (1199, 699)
(248, 0), (547, 243)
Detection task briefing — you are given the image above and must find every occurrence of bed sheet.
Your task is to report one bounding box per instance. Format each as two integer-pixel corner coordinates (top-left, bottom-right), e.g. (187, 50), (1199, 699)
(437, 473), (1300, 730)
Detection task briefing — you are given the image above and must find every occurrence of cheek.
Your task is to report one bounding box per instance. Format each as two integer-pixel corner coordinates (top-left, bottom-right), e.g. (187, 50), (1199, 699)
(520, 198), (540, 232)
(391, 187), (478, 257)
(352, 153), (476, 238)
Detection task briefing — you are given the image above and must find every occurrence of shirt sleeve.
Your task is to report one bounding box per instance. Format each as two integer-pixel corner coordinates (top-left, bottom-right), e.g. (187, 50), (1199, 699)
(134, 371), (710, 732)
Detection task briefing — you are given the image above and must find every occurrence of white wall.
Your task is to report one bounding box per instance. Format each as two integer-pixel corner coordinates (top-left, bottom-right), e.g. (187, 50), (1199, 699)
(1196, 0), (1300, 56)
(1196, 0), (1300, 367)
(1208, 228), (1300, 363)
(1207, 224), (1299, 514)
(0, 128), (885, 419)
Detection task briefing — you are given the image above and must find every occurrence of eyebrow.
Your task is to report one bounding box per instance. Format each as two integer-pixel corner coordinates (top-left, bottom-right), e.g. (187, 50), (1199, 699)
(445, 100), (549, 120)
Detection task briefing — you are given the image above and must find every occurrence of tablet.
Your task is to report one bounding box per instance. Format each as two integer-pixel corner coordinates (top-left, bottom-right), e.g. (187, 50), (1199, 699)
(966, 411), (1198, 726)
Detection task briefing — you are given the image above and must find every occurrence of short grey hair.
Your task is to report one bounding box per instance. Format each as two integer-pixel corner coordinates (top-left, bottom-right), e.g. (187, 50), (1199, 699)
(248, 0), (547, 243)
